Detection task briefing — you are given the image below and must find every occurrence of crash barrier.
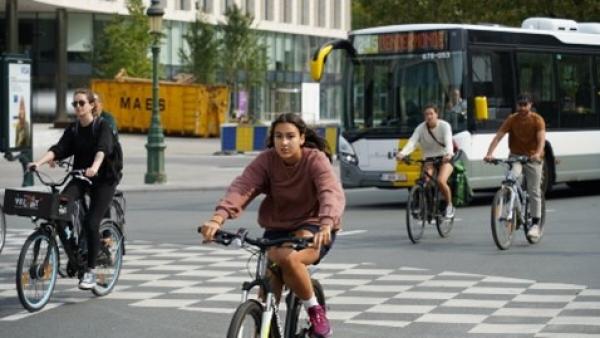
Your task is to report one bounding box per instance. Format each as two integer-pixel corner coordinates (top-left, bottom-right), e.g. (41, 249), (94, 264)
(220, 123), (339, 154)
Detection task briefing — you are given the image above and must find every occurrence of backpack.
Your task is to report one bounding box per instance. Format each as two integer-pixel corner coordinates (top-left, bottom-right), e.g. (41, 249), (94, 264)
(449, 159), (472, 207)
(73, 117), (123, 183)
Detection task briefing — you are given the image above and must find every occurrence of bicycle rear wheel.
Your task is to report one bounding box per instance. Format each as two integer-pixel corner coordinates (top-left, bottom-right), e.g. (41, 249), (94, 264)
(16, 230), (59, 312)
(523, 197), (546, 244)
(93, 220), (124, 296)
(227, 299), (265, 338)
(406, 185), (426, 244)
(285, 279), (326, 338)
(0, 204), (6, 254)
(491, 187), (516, 250)
(435, 189), (454, 238)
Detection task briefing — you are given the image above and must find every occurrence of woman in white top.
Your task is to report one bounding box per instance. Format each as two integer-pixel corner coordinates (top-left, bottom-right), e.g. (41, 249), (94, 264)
(396, 104), (455, 217)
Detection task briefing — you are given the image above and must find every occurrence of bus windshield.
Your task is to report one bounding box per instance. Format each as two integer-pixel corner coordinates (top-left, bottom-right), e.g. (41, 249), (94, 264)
(348, 51), (466, 137)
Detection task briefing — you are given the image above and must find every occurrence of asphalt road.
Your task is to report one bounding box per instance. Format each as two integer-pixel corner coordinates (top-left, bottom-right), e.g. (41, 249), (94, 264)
(1, 186), (599, 338)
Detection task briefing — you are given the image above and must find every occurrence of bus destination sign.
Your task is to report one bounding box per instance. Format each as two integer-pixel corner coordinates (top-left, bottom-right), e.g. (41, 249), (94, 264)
(354, 30), (448, 54)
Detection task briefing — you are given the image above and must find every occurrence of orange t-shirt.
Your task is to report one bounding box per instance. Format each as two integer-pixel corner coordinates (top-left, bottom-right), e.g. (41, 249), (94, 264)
(499, 112), (545, 156)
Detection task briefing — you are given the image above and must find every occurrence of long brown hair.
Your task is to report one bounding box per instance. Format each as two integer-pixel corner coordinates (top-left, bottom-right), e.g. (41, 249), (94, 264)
(266, 113), (332, 162)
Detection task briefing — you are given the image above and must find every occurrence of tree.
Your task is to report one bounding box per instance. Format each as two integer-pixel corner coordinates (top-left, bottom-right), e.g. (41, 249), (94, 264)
(352, 0), (600, 29)
(179, 14), (220, 83)
(220, 5), (267, 119)
(93, 0), (152, 78)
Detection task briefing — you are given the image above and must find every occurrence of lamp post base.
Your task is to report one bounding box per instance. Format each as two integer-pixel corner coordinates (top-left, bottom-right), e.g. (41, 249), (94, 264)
(145, 142), (167, 184)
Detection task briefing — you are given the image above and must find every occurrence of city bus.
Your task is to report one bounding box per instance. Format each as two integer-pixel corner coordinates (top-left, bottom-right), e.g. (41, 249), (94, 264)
(311, 17), (600, 194)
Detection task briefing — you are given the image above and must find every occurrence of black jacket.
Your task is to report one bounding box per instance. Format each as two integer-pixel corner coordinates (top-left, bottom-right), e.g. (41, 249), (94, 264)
(49, 118), (116, 184)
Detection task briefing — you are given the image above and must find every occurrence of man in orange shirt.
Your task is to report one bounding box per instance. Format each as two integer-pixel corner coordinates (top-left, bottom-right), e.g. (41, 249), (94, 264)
(484, 94), (546, 240)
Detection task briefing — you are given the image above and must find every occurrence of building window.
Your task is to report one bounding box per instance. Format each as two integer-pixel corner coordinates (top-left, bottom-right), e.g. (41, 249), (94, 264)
(282, 0), (293, 23)
(299, 0), (310, 25)
(333, 0), (342, 29)
(176, 0), (191, 10)
(317, 0), (326, 27)
(221, 0), (234, 14)
(243, 0), (255, 16)
(264, 0), (274, 21)
(199, 0), (213, 13)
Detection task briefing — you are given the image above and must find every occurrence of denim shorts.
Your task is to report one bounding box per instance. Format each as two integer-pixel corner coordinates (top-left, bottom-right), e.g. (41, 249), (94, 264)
(263, 224), (337, 263)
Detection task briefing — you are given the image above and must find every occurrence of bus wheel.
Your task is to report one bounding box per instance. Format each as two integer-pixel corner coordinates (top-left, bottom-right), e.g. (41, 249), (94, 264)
(541, 157), (551, 194)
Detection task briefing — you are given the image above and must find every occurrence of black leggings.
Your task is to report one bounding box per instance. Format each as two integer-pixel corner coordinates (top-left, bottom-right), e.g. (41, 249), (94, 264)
(61, 179), (116, 269)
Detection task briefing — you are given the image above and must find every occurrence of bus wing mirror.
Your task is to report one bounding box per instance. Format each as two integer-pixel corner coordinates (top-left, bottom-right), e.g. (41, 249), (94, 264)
(475, 96), (489, 121)
(311, 39), (356, 82)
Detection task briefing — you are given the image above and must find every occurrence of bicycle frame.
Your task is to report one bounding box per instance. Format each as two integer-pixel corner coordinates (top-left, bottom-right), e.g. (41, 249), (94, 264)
(499, 162), (529, 228)
(239, 249), (283, 338)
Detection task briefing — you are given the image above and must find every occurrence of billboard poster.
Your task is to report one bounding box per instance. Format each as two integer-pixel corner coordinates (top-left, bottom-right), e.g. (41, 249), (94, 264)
(7, 62), (32, 151)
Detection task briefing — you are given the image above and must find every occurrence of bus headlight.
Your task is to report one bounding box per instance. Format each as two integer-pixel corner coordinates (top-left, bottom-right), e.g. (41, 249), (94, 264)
(338, 136), (358, 165)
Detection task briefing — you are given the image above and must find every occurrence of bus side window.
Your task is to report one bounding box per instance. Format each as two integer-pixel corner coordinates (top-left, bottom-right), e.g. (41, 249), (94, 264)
(557, 55), (596, 129)
(517, 52), (558, 128)
(471, 51), (513, 130)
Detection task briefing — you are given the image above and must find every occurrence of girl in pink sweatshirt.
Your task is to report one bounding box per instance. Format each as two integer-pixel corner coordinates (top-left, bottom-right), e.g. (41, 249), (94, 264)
(200, 113), (345, 337)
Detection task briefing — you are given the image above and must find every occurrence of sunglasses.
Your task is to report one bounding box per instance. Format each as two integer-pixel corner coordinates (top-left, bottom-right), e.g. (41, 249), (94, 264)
(517, 101), (529, 106)
(71, 100), (88, 108)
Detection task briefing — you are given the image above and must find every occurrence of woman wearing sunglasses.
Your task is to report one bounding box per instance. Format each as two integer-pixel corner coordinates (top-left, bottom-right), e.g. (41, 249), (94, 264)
(28, 88), (118, 290)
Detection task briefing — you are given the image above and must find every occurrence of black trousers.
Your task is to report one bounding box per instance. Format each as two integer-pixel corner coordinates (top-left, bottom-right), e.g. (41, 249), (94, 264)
(61, 179), (116, 269)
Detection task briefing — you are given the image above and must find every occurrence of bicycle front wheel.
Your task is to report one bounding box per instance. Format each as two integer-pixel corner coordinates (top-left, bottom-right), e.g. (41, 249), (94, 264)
(0, 204), (6, 254)
(285, 279), (326, 337)
(406, 185), (426, 244)
(16, 230), (59, 312)
(435, 189), (454, 238)
(227, 299), (265, 338)
(93, 220), (124, 296)
(491, 187), (516, 250)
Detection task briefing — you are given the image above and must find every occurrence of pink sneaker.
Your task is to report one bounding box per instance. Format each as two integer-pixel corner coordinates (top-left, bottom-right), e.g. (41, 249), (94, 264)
(308, 305), (332, 338)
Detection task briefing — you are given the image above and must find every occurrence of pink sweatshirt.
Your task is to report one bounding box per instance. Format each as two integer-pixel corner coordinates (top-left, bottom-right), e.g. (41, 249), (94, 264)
(214, 147), (345, 231)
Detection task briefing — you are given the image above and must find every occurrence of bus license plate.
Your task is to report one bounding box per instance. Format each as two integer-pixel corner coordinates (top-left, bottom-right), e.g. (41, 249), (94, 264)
(380, 173), (407, 182)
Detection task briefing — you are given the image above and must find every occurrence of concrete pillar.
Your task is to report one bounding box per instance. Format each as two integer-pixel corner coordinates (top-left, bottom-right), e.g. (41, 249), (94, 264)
(54, 8), (70, 126)
(5, 0), (18, 53)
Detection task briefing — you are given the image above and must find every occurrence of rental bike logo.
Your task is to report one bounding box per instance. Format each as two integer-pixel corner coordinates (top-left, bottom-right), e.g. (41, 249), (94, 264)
(119, 97), (166, 112)
(14, 194), (42, 210)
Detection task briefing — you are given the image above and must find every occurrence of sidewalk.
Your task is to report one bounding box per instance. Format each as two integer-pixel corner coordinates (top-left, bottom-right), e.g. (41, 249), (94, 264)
(1, 124), (254, 193)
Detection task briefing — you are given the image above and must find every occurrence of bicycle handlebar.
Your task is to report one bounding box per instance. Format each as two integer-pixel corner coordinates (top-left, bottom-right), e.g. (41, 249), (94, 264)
(484, 156), (531, 166)
(400, 156), (446, 165)
(198, 227), (313, 251)
(29, 166), (92, 188)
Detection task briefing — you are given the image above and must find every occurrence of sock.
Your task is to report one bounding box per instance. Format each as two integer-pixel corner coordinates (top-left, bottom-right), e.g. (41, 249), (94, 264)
(303, 296), (319, 311)
(532, 217), (540, 225)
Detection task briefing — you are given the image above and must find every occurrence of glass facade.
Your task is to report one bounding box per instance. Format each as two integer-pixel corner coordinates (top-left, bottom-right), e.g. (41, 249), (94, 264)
(1, 5), (346, 122)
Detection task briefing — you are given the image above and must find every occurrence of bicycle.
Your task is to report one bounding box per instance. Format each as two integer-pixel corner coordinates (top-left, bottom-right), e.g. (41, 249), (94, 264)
(2, 164), (125, 312)
(487, 156), (546, 250)
(203, 227), (326, 338)
(404, 156), (454, 243)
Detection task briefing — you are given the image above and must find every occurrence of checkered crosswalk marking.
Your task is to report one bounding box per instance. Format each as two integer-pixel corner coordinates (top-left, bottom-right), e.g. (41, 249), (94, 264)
(1, 229), (599, 337)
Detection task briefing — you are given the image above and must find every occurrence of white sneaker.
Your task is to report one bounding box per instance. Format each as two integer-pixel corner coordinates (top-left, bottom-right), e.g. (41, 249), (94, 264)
(78, 270), (96, 290)
(527, 225), (541, 240)
(445, 205), (455, 218)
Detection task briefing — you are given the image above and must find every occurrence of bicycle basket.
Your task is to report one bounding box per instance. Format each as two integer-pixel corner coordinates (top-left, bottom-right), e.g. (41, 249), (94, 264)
(3, 189), (74, 221)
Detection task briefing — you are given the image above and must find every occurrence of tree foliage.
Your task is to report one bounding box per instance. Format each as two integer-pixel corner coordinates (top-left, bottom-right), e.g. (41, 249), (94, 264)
(93, 0), (152, 78)
(352, 0), (600, 29)
(179, 14), (220, 83)
(219, 5), (267, 90)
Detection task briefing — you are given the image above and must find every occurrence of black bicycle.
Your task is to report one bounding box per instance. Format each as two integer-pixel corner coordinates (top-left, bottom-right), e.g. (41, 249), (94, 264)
(203, 227), (326, 338)
(2, 164), (125, 312)
(404, 156), (454, 243)
(487, 156), (546, 250)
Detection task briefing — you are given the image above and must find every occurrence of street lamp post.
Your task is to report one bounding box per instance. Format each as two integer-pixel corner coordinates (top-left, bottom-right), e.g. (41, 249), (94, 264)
(145, 0), (166, 184)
